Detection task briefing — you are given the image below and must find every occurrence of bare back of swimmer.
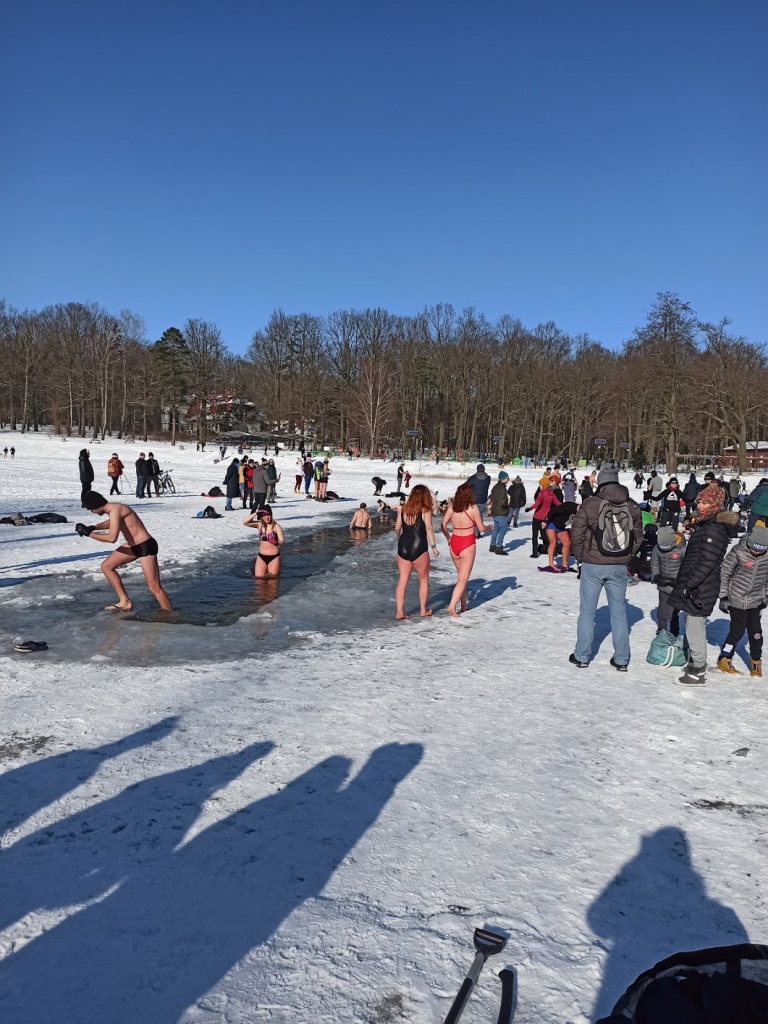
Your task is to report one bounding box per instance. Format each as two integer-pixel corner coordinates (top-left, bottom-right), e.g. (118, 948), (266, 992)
(350, 504), (372, 530)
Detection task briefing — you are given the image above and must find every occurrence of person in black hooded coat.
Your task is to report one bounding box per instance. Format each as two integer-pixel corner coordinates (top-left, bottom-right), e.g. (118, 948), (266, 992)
(681, 473), (700, 505)
(78, 449), (94, 507)
(670, 509), (739, 684)
(223, 458), (241, 511)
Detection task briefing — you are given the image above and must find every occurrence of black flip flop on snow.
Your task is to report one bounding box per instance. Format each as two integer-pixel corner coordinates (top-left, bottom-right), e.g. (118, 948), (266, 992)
(13, 641), (49, 654)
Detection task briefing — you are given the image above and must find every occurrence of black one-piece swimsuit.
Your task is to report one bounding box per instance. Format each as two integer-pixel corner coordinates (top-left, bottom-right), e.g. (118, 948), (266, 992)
(397, 516), (428, 561)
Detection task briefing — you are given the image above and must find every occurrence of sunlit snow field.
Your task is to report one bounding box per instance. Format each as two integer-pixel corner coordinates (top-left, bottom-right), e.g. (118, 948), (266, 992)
(1, 432), (767, 1023)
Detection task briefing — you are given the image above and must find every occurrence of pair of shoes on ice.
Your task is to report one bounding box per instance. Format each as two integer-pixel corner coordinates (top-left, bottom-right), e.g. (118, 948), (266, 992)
(717, 655), (762, 678)
(489, 545), (508, 555)
(14, 640), (48, 654)
(568, 653), (627, 672)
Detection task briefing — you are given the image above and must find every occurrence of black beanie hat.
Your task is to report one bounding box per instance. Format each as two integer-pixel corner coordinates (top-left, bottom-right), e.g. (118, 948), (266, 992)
(83, 491), (108, 511)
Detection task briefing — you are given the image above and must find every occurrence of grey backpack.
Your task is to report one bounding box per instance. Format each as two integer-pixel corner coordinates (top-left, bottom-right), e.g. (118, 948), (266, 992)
(592, 499), (634, 557)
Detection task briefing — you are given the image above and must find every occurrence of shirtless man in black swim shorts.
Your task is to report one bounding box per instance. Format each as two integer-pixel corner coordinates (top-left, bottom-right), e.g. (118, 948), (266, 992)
(349, 503), (372, 531)
(79, 491), (173, 611)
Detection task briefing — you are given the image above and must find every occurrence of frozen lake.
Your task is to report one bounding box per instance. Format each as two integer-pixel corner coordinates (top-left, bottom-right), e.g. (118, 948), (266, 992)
(1, 516), (407, 666)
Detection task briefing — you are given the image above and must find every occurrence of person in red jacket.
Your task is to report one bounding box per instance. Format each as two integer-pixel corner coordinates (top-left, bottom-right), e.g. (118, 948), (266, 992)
(242, 460), (255, 509)
(107, 453), (124, 495)
(525, 477), (561, 558)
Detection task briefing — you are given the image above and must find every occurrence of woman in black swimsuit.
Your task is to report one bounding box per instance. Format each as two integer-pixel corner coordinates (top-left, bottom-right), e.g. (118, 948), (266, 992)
(243, 505), (284, 578)
(394, 484), (438, 620)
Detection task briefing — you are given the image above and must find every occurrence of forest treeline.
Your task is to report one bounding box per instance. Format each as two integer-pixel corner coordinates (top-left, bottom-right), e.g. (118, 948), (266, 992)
(1, 292), (766, 472)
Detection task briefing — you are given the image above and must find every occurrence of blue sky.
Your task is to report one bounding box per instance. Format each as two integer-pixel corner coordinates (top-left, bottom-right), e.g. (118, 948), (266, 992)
(2, 0), (765, 353)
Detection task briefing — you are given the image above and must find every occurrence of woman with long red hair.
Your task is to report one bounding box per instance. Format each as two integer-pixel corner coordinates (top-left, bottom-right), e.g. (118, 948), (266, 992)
(440, 482), (490, 617)
(394, 484), (439, 619)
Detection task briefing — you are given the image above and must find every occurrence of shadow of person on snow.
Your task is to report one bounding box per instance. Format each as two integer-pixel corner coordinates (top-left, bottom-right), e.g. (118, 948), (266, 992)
(0, 716), (179, 836)
(0, 741), (423, 1024)
(592, 601), (644, 656)
(428, 575), (518, 613)
(587, 826), (749, 1020)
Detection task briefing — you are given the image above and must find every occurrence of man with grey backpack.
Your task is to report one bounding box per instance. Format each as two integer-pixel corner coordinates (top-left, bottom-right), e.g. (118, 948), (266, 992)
(569, 469), (643, 671)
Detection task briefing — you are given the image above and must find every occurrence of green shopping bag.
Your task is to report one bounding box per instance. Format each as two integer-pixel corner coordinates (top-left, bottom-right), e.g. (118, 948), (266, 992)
(646, 630), (689, 668)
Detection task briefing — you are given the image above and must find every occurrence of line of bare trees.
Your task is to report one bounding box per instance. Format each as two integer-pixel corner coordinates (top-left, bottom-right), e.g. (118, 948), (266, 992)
(1, 293), (767, 473)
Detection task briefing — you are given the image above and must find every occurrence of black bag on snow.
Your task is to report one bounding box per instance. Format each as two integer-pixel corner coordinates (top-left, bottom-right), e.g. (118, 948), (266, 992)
(596, 943), (768, 1023)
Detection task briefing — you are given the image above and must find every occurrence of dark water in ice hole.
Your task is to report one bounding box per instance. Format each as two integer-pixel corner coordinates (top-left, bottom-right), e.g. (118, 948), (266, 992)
(1, 515), (439, 666)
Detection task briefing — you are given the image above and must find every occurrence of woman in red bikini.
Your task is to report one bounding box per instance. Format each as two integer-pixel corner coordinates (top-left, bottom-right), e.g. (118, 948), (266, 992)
(243, 505), (284, 578)
(440, 482), (490, 618)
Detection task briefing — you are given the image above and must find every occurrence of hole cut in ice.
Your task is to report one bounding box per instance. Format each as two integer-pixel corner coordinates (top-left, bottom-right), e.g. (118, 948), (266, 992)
(0, 517), (400, 666)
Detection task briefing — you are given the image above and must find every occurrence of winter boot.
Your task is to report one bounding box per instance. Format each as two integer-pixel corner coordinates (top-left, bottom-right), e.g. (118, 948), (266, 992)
(677, 663), (706, 686)
(717, 655), (740, 675)
(750, 659), (763, 678)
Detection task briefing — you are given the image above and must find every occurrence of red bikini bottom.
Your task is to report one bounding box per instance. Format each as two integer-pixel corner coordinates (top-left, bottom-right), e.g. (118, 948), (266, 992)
(450, 533), (476, 556)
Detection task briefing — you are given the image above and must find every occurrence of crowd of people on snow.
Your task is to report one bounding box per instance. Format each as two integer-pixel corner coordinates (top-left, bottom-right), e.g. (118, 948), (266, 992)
(448, 461), (768, 686)
(9, 439), (767, 685)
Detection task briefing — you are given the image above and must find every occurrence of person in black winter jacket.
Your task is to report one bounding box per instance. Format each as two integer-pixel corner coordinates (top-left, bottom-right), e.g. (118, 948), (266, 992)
(670, 508), (740, 685)
(681, 472), (700, 506)
(223, 458), (240, 511)
(135, 453), (149, 498)
(146, 452), (161, 497)
(656, 477), (686, 529)
(79, 449), (94, 507)
(579, 476), (593, 501)
(506, 476), (526, 527)
(465, 464), (491, 507)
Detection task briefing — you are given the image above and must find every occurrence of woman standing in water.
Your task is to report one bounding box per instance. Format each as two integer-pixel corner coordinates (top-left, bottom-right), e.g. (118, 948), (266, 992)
(441, 482), (490, 617)
(394, 484), (439, 620)
(243, 505), (284, 578)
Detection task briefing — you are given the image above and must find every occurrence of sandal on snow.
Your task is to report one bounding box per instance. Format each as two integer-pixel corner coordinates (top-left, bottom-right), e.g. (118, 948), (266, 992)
(14, 640), (48, 654)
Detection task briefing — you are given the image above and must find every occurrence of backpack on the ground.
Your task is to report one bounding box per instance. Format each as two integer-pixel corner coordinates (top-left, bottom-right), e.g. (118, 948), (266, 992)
(596, 943), (768, 1023)
(592, 499), (634, 557)
(646, 629), (688, 668)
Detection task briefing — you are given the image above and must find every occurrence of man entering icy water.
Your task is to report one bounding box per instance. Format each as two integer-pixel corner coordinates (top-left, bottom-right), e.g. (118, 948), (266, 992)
(77, 491), (173, 612)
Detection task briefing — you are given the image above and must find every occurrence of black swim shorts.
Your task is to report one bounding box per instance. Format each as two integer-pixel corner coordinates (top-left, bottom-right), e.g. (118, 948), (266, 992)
(130, 537), (159, 558)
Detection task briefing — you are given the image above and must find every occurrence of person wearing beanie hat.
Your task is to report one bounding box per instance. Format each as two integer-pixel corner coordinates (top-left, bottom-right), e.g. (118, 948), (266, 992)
(489, 472), (511, 553)
(691, 479), (726, 524)
(562, 474), (578, 503)
(569, 470), (643, 669)
(107, 452), (124, 495)
(596, 468), (620, 487)
(650, 526), (686, 636)
(75, 493), (173, 612)
(526, 478), (561, 558)
(507, 475), (526, 528)
(670, 508), (740, 685)
(716, 522), (768, 677)
(656, 477), (686, 530)
(78, 448), (94, 507)
(465, 463), (491, 508)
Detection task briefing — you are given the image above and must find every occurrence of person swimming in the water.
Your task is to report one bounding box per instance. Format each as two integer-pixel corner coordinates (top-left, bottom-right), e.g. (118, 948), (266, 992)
(77, 491), (173, 612)
(243, 505), (284, 578)
(350, 503), (372, 531)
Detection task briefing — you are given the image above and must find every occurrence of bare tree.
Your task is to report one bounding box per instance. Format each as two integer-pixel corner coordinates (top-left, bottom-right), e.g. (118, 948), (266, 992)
(699, 319), (768, 474)
(184, 319), (226, 445)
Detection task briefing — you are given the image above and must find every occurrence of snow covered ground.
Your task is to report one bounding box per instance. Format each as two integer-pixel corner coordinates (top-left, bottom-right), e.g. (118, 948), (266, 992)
(1, 431), (767, 1024)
